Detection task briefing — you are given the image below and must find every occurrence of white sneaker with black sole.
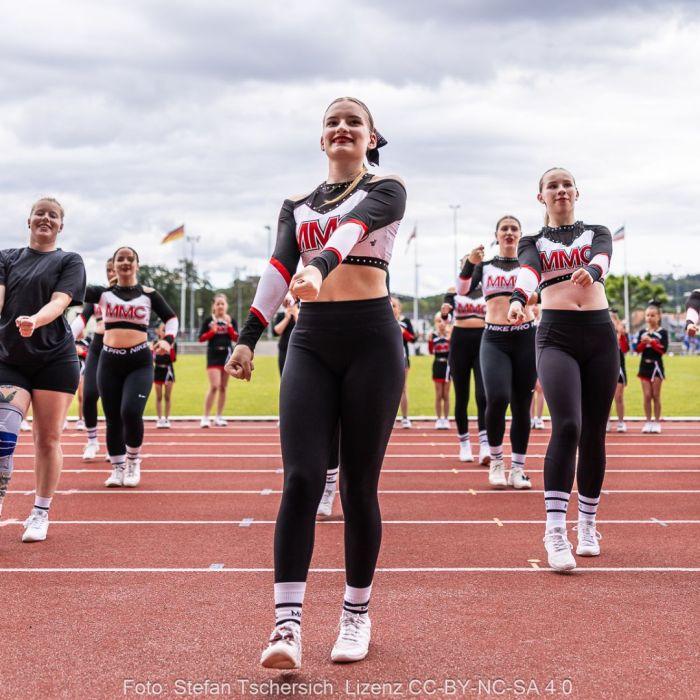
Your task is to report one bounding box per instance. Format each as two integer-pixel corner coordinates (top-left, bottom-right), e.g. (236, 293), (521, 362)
(574, 522), (602, 556)
(508, 467), (532, 490)
(543, 527), (576, 571)
(488, 460), (507, 488)
(123, 459), (141, 487)
(317, 487), (336, 519)
(401, 417), (412, 429)
(22, 508), (49, 542)
(200, 418), (211, 428)
(331, 611), (371, 663)
(260, 623), (301, 669)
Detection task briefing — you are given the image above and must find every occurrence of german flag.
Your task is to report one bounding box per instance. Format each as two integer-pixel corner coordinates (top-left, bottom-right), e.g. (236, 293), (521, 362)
(161, 225), (185, 244)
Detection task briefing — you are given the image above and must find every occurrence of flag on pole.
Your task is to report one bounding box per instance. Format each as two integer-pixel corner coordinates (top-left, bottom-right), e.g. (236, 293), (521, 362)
(612, 225), (625, 242)
(405, 224), (417, 253)
(161, 225), (185, 245)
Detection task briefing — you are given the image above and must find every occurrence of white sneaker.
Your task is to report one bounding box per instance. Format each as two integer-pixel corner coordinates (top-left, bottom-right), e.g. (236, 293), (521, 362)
(575, 522), (602, 556)
(616, 421), (627, 433)
(434, 419), (442, 430)
(641, 422), (653, 434)
(105, 467), (124, 487)
(82, 441), (99, 461)
(488, 460), (507, 488)
(213, 416), (228, 427)
(20, 420), (31, 432)
(162, 419), (171, 429)
(123, 459), (141, 487)
(260, 623), (301, 670)
(200, 418), (211, 428)
(156, 417), (167, 429)
(331, 611), (371, 663)
(316, 487), (336, 519)
(75, 419), (86, 430)
(401, 417), (412, 429)
(543, 527), (576, 571)
(479, 444), (491, 466)
(22, 508), (49, 542)
(508, 467), (532, 490)
(651, 421), (661, 433)
(459, 441), (474, 463)
(442, 418), (451, 430)
(534, 418), (545, 430)
(606, 421), (612, 433)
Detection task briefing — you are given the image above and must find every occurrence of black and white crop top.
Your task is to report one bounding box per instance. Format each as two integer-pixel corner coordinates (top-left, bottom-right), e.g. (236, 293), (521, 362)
(510, 222), (612, 306)
(237, 172), (406, 350)
(84, 284), (179, 343)
(457, 257), (520, 302)
(443, 287), (486, 321)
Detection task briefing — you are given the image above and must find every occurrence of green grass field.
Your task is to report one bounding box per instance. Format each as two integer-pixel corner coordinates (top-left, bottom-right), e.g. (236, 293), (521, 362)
(68, 354), (699, 418)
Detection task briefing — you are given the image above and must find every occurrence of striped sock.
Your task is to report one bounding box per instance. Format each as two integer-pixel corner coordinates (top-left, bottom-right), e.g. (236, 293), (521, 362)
(458, 433), (470, 444)
(87, 426), (98, 441)
(578, 494), (601, 524)
(545, 490), (570, 529)
(511, 452), (526, 471)
(478, 430), (488, 447)
(325, 467), (339, 490)
(126, 445), (141, 463)
(343, 584), (372, 617)
(274, 582), (306, 627)
(34, 495), (52, 512)
(490, 444), (504, 462)
(110, 454), (126, 471)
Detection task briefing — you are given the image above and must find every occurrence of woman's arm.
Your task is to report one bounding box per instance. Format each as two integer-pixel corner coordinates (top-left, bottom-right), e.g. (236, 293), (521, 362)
(16, 291), (73, 337)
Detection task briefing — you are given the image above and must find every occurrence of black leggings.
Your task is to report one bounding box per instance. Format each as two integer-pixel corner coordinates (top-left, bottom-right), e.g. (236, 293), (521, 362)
(275, 297), (404, 587)
(82, 333), (103, 429)
(97, 342), (154, 456)
(479, 324), (537, 453)
(537, 310), (619, 498)
(448, 326), (486, 436)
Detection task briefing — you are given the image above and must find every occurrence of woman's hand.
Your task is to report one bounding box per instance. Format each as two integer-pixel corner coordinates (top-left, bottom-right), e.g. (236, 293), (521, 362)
(468, 245), (485, 265)
(508, 301), (526, 325)
(290, 266), (322, 302)
(571, 269), (593, 287)
(440, 303), (452, 317)
(16, 315), (37, 337)
(153, 340), (171, 356)
(226, 344), (254, 381)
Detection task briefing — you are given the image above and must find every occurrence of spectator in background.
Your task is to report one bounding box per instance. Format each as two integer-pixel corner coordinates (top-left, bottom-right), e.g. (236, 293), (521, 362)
(391, 297), (415, 428)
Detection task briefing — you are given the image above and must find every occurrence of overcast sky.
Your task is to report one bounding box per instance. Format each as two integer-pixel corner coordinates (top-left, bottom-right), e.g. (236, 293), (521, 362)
(1, 0), (698, 298)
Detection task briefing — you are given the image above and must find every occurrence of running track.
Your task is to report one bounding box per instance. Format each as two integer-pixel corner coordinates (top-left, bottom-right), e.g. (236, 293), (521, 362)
(3, 421), (699, 699)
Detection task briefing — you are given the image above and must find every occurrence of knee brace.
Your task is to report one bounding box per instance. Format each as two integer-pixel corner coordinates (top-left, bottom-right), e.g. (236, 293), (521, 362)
(0, 404), (23, 499)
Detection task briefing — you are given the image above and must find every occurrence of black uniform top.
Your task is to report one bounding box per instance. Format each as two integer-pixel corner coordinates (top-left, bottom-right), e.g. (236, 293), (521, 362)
(198, 316), (238, 350)
(635, 327), (668, 364)
(0, 247), (86, 364)
(428, 332), (450, 359)
(237, 173), (406, 350)
(399, 317), (415, 362)
(154, 341), (177, 367)
(273, 312), (297, 353)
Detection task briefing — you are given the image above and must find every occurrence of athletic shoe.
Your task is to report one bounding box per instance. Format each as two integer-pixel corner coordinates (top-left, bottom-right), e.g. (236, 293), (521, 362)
(443, 418), (451, 430)
(479, 444), (491, 466)
(616, 421), (627, 433)
(22, 508), (49, 542)
(543, 527), (576, 571)
(434, 419), (442, 430)
(75, 419), (86, 431)
(82, 441), (99, 461)
(260, 623), (301, 670)
(508, 467), (532, 490)
(213, 417), (228, 427)
(200, 418), (211, 428)
(574, 522), (602, 556)
(459, 441), (474, 463)
(651, 421), (661, 433)
(162, 419), (171, 429)
(488, 460), (507, 488)
(641, 422), (653, 434)
(530, 418), (536, 429)
(105, 467), (124, 487)
(605, 421), (612, 433)
(316, 487), (336, 519)
(104, 453), (111, 462)
(331, 611), (371, 663)
(534, 418), (545, 430)
(20, 420), (31, 432)
(123, 459), (141, 487)
(156, 417), (167, 429)
(401, 417), (412, 429)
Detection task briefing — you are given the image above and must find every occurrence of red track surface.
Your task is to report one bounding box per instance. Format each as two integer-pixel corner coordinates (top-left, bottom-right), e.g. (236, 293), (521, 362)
(3, 421), (699, 699)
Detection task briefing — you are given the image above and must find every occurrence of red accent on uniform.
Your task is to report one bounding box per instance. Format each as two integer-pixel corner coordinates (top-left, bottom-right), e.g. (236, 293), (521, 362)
(227, 325), (239, 341)
(514, 287), (529, 300)
(428, 338), (435, 354)
(522, 264), (542, 282)
(342, 218), (369, 233)
(619, 335), (629, 353)
(270, 257), (292, 285)
(251, 307), (268, 327)
(327, 247), (343, 264)
(199, 329), (216, 342)
(650, 340), (666, 355)
(402, 328), (415, 342)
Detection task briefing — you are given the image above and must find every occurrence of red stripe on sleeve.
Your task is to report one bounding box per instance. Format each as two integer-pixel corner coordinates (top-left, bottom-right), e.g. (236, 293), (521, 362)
(522, 265), (542, 282)
(342, 218), (369, 233)
(270, 257), (292, 285)
(250, 307), (268, 327)
(326, 247), (343, 263)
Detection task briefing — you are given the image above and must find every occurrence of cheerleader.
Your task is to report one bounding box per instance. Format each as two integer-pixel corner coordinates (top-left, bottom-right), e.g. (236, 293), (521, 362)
(686, 289), (700, 337)
(509, 167), (619, 571)
(198, 294), (238, 427)
(227, 96), (406, 669)
(428, 312), (451, 429)
(74, 332), (90, 429)
(608, 309), (629, 433)
(636, 303), (668, 433)
(153, 322), (177, 428)
(391, 297), (415, 428)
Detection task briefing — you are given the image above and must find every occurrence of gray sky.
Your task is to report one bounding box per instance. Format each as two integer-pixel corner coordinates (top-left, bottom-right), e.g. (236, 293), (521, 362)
(1, 0), (698, 297)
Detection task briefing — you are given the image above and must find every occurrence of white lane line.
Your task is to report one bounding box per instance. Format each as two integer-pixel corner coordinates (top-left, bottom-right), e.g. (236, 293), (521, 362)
(13, 453), (700, 459)
(0, 567), (697, 574)
(13, 488), (698, 495)
(208, 563), (225, 570)
(13, 468), (700, 474)
(3, 519), (698, 526)
(651, 518), (669, 527)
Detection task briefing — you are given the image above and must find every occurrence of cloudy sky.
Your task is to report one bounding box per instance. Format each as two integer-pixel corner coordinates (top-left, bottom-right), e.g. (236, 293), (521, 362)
(1, 0), (698, 298)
